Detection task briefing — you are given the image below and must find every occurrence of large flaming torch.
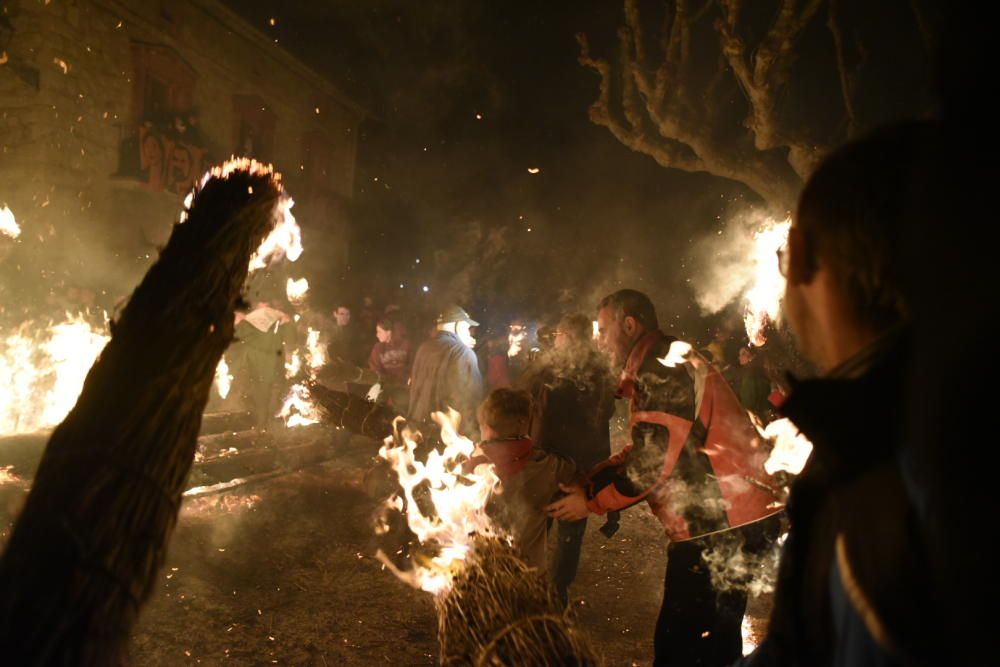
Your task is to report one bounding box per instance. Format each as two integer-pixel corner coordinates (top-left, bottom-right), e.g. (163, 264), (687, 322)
(376, 410), (597, 665)
(0, 158), (297, 664)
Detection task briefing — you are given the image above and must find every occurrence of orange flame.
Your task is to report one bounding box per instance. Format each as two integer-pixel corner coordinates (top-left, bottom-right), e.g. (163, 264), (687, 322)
(750, 415), (813, 476)
(744, 218), (791, 347)
(1, 313), (109, 435)
(1, 205), (20, 239)
(376, 410), (505, 595)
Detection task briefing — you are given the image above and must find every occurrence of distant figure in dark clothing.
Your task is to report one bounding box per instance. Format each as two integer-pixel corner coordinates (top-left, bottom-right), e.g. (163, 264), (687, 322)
(408, 305), (484, 436)
(525, 313), (616, 603)
(235, 300), (293, 431)
(736, 346), (774, 423)
(368, 317), (412, 385)
(485, 319), (538, 390)
(368, 316), (412, 413)
(736, 122), (947, 667)
(327, 304), (359, 365)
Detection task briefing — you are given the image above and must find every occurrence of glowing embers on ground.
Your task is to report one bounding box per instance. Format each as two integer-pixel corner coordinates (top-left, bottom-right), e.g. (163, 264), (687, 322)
(0, 313), (110, 436)
(744, 218), (791, 347)
(1, 205), (20, 239)
(375, 410), (506, 596)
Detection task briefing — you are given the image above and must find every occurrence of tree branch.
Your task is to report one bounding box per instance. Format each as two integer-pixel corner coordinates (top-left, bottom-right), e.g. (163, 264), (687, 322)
(715, 0), (825, 176)
(828, 0), (858, 137)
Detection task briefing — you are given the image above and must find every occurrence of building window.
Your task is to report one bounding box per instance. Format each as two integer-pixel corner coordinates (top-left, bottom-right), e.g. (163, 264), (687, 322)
(118, 42), (206, 195)
(130, 42), (197, 124)
(301, 130), (334, 191)
(232, 95), (276, 162)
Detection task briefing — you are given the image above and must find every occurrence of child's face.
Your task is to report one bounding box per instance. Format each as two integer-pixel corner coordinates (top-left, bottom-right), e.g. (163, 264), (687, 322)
(479, 422), (498, 442)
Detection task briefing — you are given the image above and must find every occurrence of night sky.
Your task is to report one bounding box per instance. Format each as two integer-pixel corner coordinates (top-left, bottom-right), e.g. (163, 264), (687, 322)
(221, 1), (756, 335)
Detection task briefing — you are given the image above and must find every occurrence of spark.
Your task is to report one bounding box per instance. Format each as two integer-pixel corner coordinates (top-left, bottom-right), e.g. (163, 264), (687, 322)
(1, 205), (20, 238)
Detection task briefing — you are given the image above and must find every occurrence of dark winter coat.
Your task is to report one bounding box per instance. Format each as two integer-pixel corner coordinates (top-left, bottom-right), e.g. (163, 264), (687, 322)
(586, 331), (779, 541)
(525, 345), (616, 473)
(407, 331), (484, 435)
(738, 334), (944, 667)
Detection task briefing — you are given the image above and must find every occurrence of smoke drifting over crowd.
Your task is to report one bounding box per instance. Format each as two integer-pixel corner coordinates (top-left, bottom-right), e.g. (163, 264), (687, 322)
(1, 0), (967, 664)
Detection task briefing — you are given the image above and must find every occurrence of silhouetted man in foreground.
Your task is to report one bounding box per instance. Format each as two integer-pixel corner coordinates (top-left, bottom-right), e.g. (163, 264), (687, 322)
(738, 122), (945, 666)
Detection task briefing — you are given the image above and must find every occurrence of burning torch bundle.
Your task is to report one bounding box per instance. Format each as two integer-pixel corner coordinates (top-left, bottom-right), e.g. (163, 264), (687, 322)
(437, 537), (598, 666)
(0, 159), (299, 665)
(376, 410), (597, 666)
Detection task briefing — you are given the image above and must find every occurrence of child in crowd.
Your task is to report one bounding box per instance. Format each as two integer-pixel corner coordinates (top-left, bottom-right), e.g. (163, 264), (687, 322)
(468, 388), (576, 569)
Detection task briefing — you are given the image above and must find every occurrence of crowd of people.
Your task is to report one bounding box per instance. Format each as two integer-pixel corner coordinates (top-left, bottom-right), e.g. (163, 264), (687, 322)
(214, 115), (984, 666)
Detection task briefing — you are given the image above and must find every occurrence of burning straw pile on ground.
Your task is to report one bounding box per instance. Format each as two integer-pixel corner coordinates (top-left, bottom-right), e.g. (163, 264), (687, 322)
(376, 411), (598, 666)
(0, 158), (299, 664)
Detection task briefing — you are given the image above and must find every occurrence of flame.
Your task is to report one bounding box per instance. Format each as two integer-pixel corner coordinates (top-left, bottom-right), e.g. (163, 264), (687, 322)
(187, 158), (303, 273)
(284, 349), (302, 379)
(249, 196), (302, 272)
(277, 382), (322, 427)
(1, 313), (110, 435)
(1, 205), (20, 239)
(305, 327), (326, 371)
(741, 614), (758, 656)
(507, 329), (525, 358)
(744, 218), (791, 347)
(376, 410), (505, 595)
(658, 340), (693, 368)
(285, 277), (309, 304)
(214, 356), (233, 399)
(756, 417), (813, 475)
(278, 328), (327, 425)
(1, 465), (21, 486)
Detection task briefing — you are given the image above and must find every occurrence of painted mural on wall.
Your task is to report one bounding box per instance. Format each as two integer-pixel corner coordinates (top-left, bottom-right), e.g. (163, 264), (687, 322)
(117, 116), (208, 195)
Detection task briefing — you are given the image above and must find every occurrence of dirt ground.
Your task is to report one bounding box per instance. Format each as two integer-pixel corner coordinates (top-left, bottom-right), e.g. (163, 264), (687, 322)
(126, 434), (669, 666)
(1, 433), (771, 666)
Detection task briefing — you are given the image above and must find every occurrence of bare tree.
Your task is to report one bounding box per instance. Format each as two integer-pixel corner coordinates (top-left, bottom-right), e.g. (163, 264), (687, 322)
(579, 0), (934, 210)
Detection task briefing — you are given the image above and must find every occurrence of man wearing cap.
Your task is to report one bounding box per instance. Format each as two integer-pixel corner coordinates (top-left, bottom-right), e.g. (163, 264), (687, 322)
(407, 305), (484, 436)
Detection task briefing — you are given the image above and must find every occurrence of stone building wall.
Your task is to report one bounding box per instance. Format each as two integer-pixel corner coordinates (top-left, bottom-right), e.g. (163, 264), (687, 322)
(0, 0), (362, 314)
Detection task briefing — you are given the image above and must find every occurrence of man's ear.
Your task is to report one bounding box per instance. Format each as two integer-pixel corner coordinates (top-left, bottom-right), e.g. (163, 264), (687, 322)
(786, 226), (816, 286)
(622, 315), (638, 338)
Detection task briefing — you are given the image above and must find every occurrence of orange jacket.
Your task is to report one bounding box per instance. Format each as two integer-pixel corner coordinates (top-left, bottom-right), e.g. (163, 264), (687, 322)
(586, 331), (780, 541)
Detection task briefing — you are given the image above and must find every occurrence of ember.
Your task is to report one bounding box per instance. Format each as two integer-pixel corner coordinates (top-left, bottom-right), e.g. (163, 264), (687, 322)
(0, 313), (109, 436)
(0, 205), (20, 239)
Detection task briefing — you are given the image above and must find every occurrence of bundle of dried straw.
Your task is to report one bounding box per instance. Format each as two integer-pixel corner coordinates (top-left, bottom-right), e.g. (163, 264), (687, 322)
(437, 537), (598, 666)
(0, 161), (285, 665)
